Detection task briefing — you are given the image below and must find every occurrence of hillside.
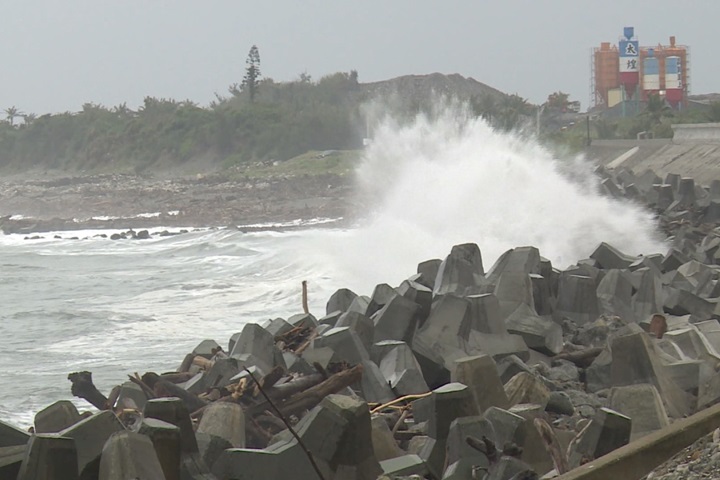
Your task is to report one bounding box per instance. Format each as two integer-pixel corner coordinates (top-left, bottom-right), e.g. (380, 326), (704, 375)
(0, 73), (510, 177)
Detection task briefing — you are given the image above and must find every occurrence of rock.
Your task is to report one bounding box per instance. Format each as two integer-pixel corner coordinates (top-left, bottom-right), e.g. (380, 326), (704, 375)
(34, 400), (82, 434)
(17, 435), (78, 480)
(546, 391), (575, 416)
(314, 326), (370, 365)
(397, 278), (432, 325)
(509, 403), (555, 475)
(452, 354), (510, 412)
(192, 339), (221, 358)
(547, 359), (580, 384)
(608, 384), (670, 441)
(112, 381), (148, 411)
(98, 431), (165, 480)
(633, 269), (665, 319)
(597, 269), (635, 323)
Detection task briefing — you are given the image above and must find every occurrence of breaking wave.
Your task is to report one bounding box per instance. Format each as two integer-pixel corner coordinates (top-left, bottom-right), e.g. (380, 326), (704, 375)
(321, 104), (666, 288)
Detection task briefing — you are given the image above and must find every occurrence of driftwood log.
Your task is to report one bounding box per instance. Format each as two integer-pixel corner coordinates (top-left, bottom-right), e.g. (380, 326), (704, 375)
(68, 371), (109, 410)
(552, 347), (604, 368)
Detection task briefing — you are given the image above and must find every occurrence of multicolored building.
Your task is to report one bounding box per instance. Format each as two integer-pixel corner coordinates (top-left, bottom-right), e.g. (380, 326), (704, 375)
(591, 27), (689, 110)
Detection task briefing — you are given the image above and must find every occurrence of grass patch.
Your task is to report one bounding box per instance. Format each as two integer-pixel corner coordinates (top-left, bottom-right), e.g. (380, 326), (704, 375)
(232, 149), (362, 178)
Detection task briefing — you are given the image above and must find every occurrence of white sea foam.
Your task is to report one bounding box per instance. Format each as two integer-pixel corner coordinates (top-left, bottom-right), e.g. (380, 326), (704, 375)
(311, 104), (667, 291)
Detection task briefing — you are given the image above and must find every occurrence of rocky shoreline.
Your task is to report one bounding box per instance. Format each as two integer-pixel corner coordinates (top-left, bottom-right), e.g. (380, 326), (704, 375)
(0, 172), (355, 235)
(4, 167), (720, 479)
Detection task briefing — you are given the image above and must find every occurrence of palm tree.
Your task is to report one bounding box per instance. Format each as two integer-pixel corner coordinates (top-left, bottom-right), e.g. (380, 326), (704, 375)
(4, 106), (22, 126)
(21, 113), (37, 126)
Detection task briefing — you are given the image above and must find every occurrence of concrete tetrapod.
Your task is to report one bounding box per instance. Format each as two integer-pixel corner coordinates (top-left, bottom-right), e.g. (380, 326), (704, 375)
(555, 400), (720, 480)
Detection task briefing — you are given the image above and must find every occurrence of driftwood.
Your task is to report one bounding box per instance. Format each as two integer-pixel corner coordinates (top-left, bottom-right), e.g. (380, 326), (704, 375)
(534, 418), (570, 474)
(143, 372), (208, 413)
(302, 280), (309, 315)
(277, 364), (364, 417)
(192, 356), (214, 370)
(68, 371), (109, 410)
(552, 347), (604, 368)
(159, 372), (197, 384)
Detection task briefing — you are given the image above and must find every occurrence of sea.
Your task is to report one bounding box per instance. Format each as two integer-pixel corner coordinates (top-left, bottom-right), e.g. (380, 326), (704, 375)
(0, 105), (668, 428)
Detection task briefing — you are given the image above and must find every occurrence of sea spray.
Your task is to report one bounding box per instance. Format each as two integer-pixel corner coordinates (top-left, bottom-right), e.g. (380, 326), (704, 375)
(308, 104), (667, 292)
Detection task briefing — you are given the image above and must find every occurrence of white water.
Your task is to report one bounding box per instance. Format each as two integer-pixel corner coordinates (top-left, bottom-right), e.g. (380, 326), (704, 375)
(0, 105), (667, 427)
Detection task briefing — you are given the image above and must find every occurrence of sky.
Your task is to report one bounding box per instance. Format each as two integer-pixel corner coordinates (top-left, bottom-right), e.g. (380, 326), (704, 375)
(2, 1), (719, 115)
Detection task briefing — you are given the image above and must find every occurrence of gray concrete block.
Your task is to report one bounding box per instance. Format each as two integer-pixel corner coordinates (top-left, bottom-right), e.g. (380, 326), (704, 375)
(318, 310), (342, 327)
(446, 416), (493, 468)
(229, 323), (277, 372)
(261, 317), (294, 337)
(196, 432), (232, 473)
(347, 295), (371, 316)
(494, 272), (536, 319)
(427, 383), (478, 440)
(59, 411), (126, 477)
(288, 312), (318, 328)
(143, 397), (198, 453)
(661, 248), (690, 273)
(452, 354), (510, 412)
(467, 331), (530, 363)
(98, 431), (165, 480)
(609, 384), (669, 441)
(0, 420), (30, 448)
(482, 406), (526, 449)
(138, 417), (181, 480)
(336, 311), (375, 353)
(397, 279), (432, 325)
(597, 269), (635, 323)
(568, 407), (631, 468)
(590, 242), (636, 270)
(368, 283), (398, 317)
(379, 344), (428, 396)
(372, 294), (420, 344)
(197, 402), (245, 448)
(379, 454), (428, 477)
(467, 293), (508, 335)
(633, 268), (665, 319)
(486, 246), (542, 284)
(556, 273), (600, 325)
(34, 400), (81, 434)
(610, 331), (692, 418)
(192, 339), (221, 359)
(17, 435), (78, 480)
(509, 403), (554, 475)
(315, 326), (370, 364)
(505, 303), (563, 355)
(326, 288), (358, 315)
(504, 373), (550, 409)
(360, 360), (396, 403)
(370, 416), (404, 461)
(0, 445), (25, 479)
(434, 243), (486, 295)
(417, 259), (443, 289)
(113, 381), (148, 411)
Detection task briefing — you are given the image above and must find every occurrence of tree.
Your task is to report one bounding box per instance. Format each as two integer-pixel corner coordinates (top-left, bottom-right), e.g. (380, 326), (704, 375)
(643, 93), (672, 124)
(4, 106), (22, 126)
(242, 45), (262, 103)
(546, 91), (570, 112)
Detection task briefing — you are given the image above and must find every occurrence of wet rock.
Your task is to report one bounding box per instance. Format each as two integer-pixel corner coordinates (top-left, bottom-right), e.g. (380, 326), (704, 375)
(17, 435), (78, 480)
(608, 384), (669, 441)
(452, 354), (510, 412)
(98, 431), (165, 480)
(326, 288), (358, 315)
(34, 400), (82, 434)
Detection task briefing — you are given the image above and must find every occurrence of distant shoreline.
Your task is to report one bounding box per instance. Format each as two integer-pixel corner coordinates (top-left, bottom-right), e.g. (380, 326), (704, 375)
(0, 172), (355, 235)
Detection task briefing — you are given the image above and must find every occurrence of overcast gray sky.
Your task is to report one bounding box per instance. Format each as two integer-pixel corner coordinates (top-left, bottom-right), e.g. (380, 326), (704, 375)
(3, 1), (718, 114)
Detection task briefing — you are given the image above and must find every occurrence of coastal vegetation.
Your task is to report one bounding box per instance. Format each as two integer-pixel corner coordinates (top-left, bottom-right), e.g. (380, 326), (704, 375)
(1, 50), (719, 176)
